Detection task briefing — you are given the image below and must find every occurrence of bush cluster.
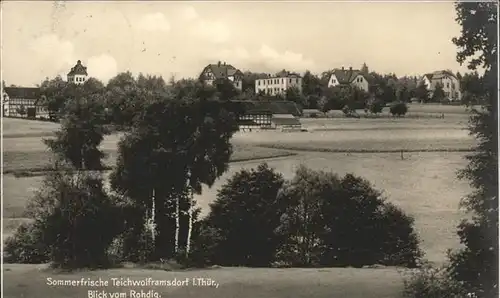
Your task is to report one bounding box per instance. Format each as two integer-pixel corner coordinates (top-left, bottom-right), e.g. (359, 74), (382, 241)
(390, 102), (408, 116)
(189, 164), (423, 268)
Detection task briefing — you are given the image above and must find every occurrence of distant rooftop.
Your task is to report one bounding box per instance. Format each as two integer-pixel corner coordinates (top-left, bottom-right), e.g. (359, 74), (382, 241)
(67, 60), (88, 76)
(3, 87), (41, 100)
(200, 62), (241, 80)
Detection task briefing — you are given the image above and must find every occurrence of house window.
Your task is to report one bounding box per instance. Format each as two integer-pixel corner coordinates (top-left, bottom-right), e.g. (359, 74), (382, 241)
(447, 83), (450, 88)
(281, 78), (284, 84)
(289, 79), (292, 83)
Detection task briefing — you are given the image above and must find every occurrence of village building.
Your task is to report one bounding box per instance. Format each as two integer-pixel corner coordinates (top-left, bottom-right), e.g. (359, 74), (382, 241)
(2, 87), (45, 118)
(67, 60), (88, 85)
(422, 70), (461, 101)
(230, 100), (303, 132)
(199, 61), (243, 91)
(254, 71), (303, 96)
(327, 67), (370, 92)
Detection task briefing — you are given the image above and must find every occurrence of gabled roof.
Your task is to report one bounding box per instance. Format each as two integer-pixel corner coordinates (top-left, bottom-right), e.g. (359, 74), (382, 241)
(330, 68), (364, 84)
(3, 87), (41, 100)
(201, 62), (241, 80)
(67, 60), (88, 76)
(424, 70), (457, 81)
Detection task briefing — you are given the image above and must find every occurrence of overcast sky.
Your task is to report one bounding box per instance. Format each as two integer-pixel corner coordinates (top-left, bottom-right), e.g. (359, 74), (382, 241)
(2, 1), (469, 86)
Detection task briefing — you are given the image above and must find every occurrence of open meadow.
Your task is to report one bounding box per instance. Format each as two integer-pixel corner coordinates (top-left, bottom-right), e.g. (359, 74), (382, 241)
(2, 113), (475, 297)
(3, 264), (408, 298)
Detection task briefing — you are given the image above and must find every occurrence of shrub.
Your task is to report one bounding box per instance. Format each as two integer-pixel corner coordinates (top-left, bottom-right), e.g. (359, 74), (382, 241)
(275, 167), (422, 268)
(390, 102), (408, 116)
(342, 105), (352, 115)
(4, 222), (50, 264)
(196, 163), (285, 267)
(22, 170), (122, 269)
(369, 100), (384, 114)
(402, 264), (468, 298)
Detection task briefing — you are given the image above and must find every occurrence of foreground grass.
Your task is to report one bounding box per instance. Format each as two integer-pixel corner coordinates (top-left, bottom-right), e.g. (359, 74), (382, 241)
(3, 264), (406, 298)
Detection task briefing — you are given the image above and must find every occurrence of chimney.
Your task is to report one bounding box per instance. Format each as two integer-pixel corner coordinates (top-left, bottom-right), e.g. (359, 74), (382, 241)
(349, 67), (352, 71)
(341, 66), (344, 70)
(218, 61), (221, 66)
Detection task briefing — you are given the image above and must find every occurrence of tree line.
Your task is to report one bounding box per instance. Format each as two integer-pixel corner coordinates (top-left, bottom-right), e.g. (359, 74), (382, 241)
(28, 63), (488, 125)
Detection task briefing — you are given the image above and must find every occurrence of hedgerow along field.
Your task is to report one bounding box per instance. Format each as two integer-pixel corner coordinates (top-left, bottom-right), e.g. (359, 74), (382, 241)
(2, 111), (474, 297)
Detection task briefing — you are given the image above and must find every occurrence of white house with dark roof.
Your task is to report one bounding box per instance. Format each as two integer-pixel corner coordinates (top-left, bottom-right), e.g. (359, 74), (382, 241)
(327, 67), (369, 92)
(199, 61), (243, 91)
(255, 71), (303, 96)
(67, 60), (88, 85)
(421, 70), (461, 101)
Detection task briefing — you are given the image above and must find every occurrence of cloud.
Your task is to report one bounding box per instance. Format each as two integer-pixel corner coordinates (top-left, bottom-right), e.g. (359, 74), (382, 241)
(138, 12), (171, 32)
(180, 6), (230, 44)
(217, 46), (251, 62)
(181, 6), (198, 21)
(214, 44), (315, 73)
(86, 54), (118, 83)
(30, 34), (75, 66)
(258, 44), (316, 71)
(192, 19), (231, 44)
(29, 34), (77, 80)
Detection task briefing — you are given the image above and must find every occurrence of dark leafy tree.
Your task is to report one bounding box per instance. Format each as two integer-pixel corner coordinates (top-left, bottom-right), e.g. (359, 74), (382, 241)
(43, 96), (109, 171)
(431, 83), (446, 103)
(397, 84), (411, 103)
(199, 163), (286, 266)
(214, 78), (240, 101)
(460, 71), (485, 105)
(137, 73), (167, 92)
(302, 70), (322, 98)
(447, 2), (498, 298)
(415, 82), (430, 103)
(39, 76), (69, 119)
(285, 86), (307, 108)
(29, 170), (120, 269)
(368, 99), (384, 114)
(110, 79), (239, 261)
(275, 166), (422, 268)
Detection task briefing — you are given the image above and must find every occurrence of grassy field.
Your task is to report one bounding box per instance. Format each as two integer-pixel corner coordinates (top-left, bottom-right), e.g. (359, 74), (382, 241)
(3, 144), (297, 175)
(3, 264), (408, 298)
(2, 116), (474, 297)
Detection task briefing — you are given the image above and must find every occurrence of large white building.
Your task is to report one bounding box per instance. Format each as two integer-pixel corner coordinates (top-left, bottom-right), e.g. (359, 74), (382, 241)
(67, 60), (88, 85)
(422, 70), (461, 101)
(255, 71), (302, 96)
(199, 61), (243, 91)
